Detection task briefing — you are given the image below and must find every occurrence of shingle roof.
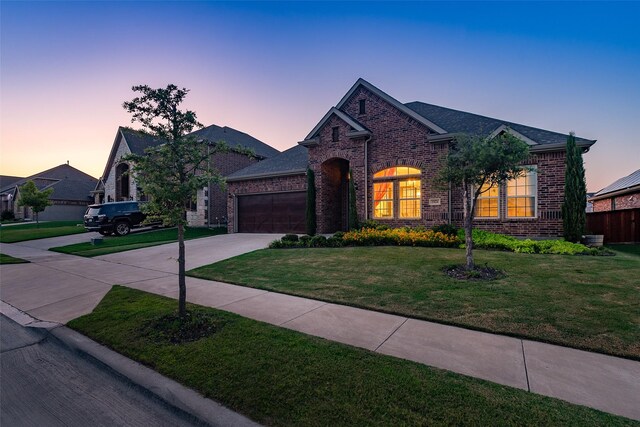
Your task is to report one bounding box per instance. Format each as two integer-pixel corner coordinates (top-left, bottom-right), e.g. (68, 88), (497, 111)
(0, 164), (97, 202)
(227, 145), (308, 181)
(119, 127), (165, 155)
(591, 169), (640, 199)
(0, 175), (23, 190)
(189, 124), (280, 159)
(405, 102), (595, 147)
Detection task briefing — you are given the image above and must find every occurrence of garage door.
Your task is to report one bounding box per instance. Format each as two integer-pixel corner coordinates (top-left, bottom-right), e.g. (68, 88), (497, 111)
(237, 192), (306, 233)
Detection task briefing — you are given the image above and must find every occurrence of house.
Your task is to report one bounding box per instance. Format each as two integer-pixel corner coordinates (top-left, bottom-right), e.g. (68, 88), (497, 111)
(94, 125), (279, 226)
(0, 164), (97, 221)
(589, 169), (640, 212)
(226, 78), (597, 237)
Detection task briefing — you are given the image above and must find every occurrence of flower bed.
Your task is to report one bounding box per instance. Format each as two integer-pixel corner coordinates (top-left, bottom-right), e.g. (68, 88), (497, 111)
(342, 227), (460, 247)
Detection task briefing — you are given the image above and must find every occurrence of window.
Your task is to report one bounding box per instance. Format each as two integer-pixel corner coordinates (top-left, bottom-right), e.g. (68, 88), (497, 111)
(475, 183), (499, 218)
(373, 166), (421, 219)
(359, 99), (366, 114)
(507, 167), (537, 217)
(332, 127), (339, 142)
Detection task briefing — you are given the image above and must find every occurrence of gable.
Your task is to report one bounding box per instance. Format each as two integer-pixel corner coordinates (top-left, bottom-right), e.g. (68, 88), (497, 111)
(302, 107), (370, 145)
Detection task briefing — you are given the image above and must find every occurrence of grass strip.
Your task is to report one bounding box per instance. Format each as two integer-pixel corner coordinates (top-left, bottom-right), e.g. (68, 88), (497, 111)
(0, 221), (86, 243)
(50, 227), (226, 257)
(0, 253), (29, 264)
(68, 287), (635, 426)
(188, 246), (640, 359)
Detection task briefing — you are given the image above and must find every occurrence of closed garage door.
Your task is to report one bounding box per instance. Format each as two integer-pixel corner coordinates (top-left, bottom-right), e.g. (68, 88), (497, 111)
(237, 192), (306, 233)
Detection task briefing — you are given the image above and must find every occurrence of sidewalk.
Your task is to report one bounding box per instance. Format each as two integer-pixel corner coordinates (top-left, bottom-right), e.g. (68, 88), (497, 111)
(1, 236), (639, 421)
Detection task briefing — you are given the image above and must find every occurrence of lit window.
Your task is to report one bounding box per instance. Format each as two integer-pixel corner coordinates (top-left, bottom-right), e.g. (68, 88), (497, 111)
(373, 182), (393, 218)
(475, 183), (499, 218)
(399, 179), (421, 218)
(373, 167), (421, 219)
(507, 167), (537, 217)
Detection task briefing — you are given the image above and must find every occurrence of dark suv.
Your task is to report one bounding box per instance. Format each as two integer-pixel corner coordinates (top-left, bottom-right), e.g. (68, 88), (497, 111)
(84, 201), (152, 236)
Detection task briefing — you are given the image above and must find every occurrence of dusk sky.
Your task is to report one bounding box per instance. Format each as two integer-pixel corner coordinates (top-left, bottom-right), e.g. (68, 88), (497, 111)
(1, 1), (638, 192)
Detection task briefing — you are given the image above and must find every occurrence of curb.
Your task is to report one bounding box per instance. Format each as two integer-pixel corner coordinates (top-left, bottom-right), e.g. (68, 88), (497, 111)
(0, 300), (261, 427)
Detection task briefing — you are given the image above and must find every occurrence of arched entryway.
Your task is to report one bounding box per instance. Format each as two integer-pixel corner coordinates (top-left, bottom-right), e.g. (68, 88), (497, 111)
(320, 157), (350, 232)
(115, 163), (130, 201)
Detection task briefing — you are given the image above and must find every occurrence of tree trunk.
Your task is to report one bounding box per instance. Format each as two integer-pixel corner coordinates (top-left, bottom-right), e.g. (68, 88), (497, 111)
(177, 223), (186, 317)
(462, 182), (474, 270)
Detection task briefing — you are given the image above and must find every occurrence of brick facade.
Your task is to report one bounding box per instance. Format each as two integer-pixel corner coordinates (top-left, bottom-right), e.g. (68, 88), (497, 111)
(592, 191), (640, 212)
(228, 84), (574, 238)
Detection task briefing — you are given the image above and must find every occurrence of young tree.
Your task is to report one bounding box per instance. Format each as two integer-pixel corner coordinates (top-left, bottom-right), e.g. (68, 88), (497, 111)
(306, 168), (317, 236)
(562, 132), (587, 243)
(439, 132), (530, 270)
(17, 180), (53, 225)
(123, 84), (225, 317)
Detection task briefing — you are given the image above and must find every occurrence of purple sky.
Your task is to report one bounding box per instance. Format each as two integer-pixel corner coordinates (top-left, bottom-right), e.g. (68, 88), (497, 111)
(1, 1), (638, 191)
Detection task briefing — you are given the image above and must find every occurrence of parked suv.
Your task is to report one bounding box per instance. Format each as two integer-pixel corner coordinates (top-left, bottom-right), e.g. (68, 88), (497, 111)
(84, 201), (154, 236)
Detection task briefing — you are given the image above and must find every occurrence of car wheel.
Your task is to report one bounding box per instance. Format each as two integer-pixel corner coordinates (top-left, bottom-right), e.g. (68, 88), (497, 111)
(99, 230), (112, 236)
(114, 221), (131, 236)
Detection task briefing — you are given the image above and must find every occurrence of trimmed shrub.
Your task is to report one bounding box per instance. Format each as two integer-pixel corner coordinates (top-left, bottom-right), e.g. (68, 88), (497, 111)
(282, 234), (299, 243)
(359, 220), (389, 230)
(309, 235), (327, 248)
(1, 210), (15, 221)
(299, 235), (312, 246)
(431, 223), (459, 237)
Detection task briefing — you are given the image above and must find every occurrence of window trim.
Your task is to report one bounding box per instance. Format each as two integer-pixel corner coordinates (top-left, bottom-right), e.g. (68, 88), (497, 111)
(506, 165), (538, 219)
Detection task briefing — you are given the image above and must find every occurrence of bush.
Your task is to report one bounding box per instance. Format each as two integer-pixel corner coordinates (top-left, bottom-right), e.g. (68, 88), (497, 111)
(431, 223), (459, 237)
(461, 229), (605, 255)
(359, 220), (389, 230)
(268, 239), (300, 249)
(299, 235), (312, 246)
(333, 231), (345, 240)
(282, 234), (299, 242)
(342, 228), (460, 248)
(326, 236), (344, 247)
(1, 210), (15, 221)
(309, 235), (327, 248)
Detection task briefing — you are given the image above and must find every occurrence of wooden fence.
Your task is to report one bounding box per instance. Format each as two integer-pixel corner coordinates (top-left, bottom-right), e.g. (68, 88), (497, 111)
(586, 208), (640, 243)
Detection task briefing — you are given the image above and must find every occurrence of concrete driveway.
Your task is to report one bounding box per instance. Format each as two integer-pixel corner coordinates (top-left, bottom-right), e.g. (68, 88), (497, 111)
(0, 233), (278, 323)
(95, 233), (279, 273)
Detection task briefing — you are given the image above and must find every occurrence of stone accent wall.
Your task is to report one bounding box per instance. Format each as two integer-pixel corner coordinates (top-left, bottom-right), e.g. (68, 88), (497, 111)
(104, 139), (135, 202)
(592, 191), (640, 212)
(226, 174), (307, 232)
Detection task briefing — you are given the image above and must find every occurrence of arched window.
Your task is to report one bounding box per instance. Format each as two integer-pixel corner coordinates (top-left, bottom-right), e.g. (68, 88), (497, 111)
(373, 166), (421, 219)
(115, 163), (130, 201)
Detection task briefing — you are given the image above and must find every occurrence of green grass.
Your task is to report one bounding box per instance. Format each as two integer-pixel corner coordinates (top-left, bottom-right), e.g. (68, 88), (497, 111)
(68, 287), (636, 427)
(607, 244), (640, 257)
(189, 246), (640, 359)
(50, 227), (226, 257)
(0, 221), (86, 243)
(0, 253), (29, 264)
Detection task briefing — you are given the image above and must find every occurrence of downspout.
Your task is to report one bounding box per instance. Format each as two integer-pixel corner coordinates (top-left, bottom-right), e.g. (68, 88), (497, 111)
(448, 181), (452, 225)
(364, 135), (371, 220)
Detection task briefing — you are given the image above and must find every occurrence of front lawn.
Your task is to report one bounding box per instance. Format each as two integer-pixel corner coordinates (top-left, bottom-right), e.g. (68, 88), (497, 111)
(0, 253), (29, 264)
(608, 244), (640, 257)
(0, 221), (86, 243)
(189, 247), (640, 359)
(50, 227), (226, 257)
(68, 287), (634, 426)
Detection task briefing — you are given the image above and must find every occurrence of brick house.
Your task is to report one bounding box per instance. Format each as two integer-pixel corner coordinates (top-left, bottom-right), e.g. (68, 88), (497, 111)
(0, 164), (97, 221)
(589, 169), (640, 212)
(94, 125), (279, 226)
(227, 78), (596, 237)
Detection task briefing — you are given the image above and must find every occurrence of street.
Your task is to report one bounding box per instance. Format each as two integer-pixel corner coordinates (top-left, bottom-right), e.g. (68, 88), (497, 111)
(0, 314), (205, 426)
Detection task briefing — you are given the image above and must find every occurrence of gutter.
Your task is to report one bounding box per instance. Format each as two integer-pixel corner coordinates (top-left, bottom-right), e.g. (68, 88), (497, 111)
(226, 169), (307, 183)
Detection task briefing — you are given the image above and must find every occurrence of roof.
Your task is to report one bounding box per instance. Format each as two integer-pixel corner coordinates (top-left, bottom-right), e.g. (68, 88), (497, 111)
(227, 145), (308, 182)
(405, 101), (596, 150)
(119, 127), (165, 156)
(0, 164), (97, 202)
(304, 107), (371, 141)
(189, 124), (280, 159)
(590, 169), (640, 200)
(0, 175), (23, 190)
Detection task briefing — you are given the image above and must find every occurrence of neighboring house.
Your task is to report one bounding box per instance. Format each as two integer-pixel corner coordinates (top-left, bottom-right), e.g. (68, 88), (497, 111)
(227, 78), (597, 237)
(0, 164), (97, 221)
(94, 125), (279, 226)
(589, 169), (640, 212)
(586, 192), (595, 213)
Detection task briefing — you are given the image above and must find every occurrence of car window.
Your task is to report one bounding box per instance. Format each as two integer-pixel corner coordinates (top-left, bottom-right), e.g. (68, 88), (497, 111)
(87, 207), (101, 215)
